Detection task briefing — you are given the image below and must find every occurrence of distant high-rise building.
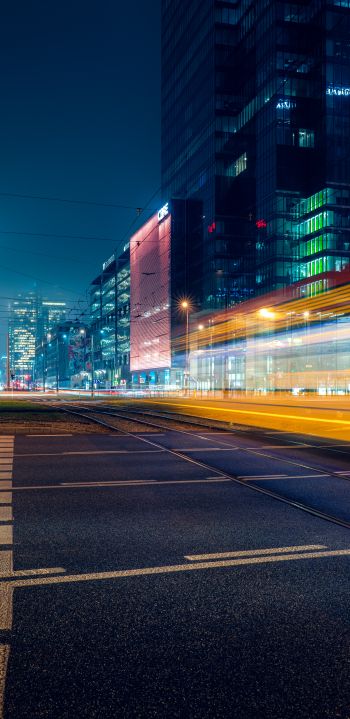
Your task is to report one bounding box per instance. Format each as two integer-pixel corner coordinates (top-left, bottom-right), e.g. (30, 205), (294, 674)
(8, 292), (38, 384)
(8, 293), (66, 385)
(161, 1), (350, 306)
(40, 301), (66, 337)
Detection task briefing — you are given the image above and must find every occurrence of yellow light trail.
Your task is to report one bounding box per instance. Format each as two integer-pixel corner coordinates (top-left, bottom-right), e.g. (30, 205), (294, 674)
(140, 398), (350, 441)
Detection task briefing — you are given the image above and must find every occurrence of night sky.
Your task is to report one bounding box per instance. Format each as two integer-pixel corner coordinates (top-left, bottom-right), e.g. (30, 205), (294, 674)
(0, 0), (161, 346)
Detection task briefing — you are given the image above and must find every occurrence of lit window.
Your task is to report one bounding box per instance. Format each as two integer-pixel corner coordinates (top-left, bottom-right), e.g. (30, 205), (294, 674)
(299, 129), (315, 148)
(226, 153), (247, 177)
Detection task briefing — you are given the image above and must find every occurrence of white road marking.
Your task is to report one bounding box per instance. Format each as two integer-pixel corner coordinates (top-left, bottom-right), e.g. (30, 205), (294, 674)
(0, 567), (66, 579)
(0, 508), (12, 522)
(259, 445), (313, 449)
(0, 644), (10, 717)
(173, 447), (238, 452)
(60, 478), (232, 489)
(14, 449), (165, 457)
(0, 527), (12, 545)
(242, 473), (330, 481)
(64, 449), (164, 455)
(0, 587), (13, 631)
(62, 480), (158, 487)
(185, 544), (327, 561)
(0, 552), (12, 573)
(6, 547), (350, 589)
(0, 427), (14, 719)
(238, 474), (288, 479)
(28, 434), (73, 437)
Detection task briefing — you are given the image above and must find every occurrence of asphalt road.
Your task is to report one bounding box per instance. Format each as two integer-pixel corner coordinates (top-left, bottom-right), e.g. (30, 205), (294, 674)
(2, 426), (350, 718)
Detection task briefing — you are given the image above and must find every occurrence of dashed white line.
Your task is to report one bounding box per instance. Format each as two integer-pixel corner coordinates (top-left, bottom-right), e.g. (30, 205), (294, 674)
(0, 527), (13, 545)
(8, 547), (350, 589)
(241, 473), (330, 481)
(0, 644), (10, 717)
(185, 544), (327, 561)
(0, 508), (12, 522)
(28, 434), (73, 437)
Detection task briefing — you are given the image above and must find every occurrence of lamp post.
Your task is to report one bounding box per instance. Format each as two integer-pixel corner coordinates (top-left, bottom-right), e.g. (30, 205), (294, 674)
(180, 300), (190, 394)
(55, 333), (59, 395)
(91, 332), (95, 399)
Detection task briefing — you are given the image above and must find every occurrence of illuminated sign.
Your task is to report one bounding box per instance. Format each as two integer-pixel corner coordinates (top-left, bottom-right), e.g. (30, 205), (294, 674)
(276, 100), (296, 110)
(102, 254), (115, 271)
(256, 219), (267, 229)
(326, 86), (350, 97)
(158, 202), (169, 222)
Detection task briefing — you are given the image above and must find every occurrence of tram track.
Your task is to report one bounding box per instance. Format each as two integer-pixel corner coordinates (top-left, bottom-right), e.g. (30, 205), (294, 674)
(53, 401), (350, 533)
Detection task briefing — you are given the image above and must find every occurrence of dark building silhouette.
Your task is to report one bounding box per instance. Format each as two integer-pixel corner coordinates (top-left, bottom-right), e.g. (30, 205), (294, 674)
(161, 0), (350, 307)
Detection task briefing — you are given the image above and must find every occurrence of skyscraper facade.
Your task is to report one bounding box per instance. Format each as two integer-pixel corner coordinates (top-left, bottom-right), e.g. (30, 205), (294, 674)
(9, 293), (66, 386)
(161, 0), (350, 308)
(8, 292), (38, 384)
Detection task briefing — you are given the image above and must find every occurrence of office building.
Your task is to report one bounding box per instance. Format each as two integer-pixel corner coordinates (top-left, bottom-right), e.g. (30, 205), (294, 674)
(9, 293), (67, 386)
(8, 292), (39, 385)
(130, 199), (202, 386)
(89, 245), (131, 389)
(90, 255), (118, 388)
(115, 244), (131, 385)
(35, 322), (89, 390)
(40, 301), (66, 337)
(161, 1), (350, 308)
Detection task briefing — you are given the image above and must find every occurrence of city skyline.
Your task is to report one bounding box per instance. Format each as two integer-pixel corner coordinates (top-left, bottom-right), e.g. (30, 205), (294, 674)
(0, 0), (161, 352)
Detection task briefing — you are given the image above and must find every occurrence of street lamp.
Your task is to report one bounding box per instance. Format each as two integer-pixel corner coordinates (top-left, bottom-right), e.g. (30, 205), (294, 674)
(180, 300), (190, 393)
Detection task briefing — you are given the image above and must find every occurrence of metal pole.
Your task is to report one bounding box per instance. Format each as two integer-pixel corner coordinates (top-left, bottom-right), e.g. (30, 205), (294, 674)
(91, 333), (95, 399)
(43, 342), (46, 394)
(184, 309), (189, 395)
(6, 332), (10, 390)
(56, 335), (59, 394)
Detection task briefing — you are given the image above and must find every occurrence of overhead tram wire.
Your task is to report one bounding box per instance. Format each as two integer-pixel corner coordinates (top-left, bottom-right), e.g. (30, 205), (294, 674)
(0, 230), (116, 243)
(0, 190), (160, 320)
(0, 191), (158, 212)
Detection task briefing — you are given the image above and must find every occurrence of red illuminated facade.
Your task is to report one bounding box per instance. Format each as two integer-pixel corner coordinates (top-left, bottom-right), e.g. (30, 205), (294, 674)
(130, 212), (171, 373)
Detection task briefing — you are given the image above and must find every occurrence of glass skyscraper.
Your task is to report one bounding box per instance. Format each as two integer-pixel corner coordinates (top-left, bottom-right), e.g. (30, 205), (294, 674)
(9, 293), (66, 385)
(161, 0), (350, 308)
(8, 292), (38, 383)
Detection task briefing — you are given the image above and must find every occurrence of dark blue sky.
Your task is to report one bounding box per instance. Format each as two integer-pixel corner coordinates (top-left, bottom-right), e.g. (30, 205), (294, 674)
(0, 0), (161, 336)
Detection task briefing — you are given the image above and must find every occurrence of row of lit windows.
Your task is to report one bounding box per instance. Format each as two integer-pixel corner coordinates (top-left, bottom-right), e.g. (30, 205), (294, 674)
(298, 211), (334, 237)
(299, 255), (348, 279)
(304, 279), (328, 298)
(296, 189), (328, 217)
(297, 234), (337, 258)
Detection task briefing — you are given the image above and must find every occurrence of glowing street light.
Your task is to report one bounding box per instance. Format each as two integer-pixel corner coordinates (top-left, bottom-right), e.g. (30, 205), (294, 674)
(258, 308), (276, 320)
(179, 299), (191, 393)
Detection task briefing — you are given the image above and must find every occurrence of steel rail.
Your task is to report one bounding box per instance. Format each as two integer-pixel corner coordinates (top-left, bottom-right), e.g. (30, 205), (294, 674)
(56, 402), (350, 532)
